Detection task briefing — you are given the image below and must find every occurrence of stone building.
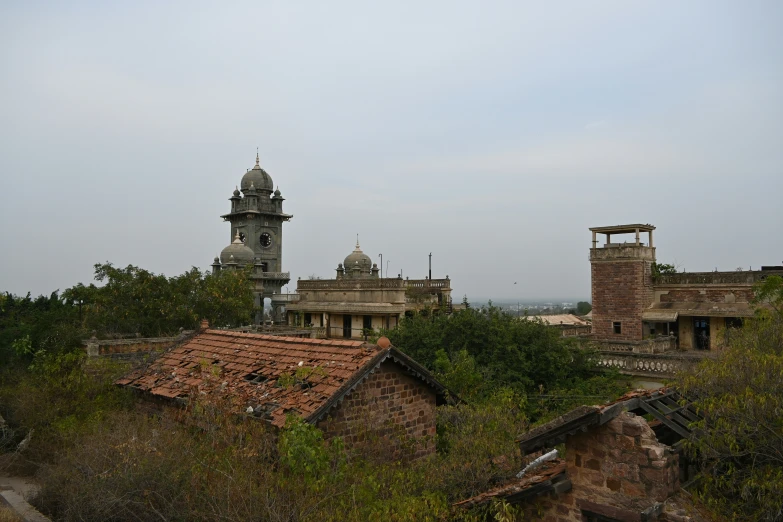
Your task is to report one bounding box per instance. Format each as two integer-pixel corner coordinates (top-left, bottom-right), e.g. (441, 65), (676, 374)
(589, 224), (782, 351)
(117, 324), (451, 459)
(455, 389), (705, 521)
(284, 240), (453, 339)
(211, 153), (292, 323)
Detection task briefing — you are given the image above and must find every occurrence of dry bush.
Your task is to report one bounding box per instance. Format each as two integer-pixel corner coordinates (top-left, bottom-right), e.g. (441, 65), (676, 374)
(33, 407), (288, 522)
(0, 506), (22, 522)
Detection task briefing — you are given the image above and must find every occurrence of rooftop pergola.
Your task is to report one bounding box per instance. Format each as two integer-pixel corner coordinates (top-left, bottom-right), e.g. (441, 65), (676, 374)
(589, 224), (655, 249)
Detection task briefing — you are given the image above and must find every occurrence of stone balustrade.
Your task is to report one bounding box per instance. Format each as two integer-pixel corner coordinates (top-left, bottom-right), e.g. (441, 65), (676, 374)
(298, 278), (405, 290)
(406, 278), (451, 290)
(255, 271), (290, 280)
(591, 335), (675, 354)
(596, 351), (706, 378)
(271, 293), (300, 303)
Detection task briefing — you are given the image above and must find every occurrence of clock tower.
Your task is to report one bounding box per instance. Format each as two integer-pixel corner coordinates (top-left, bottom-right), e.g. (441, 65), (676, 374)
(212, 152), (293, 324)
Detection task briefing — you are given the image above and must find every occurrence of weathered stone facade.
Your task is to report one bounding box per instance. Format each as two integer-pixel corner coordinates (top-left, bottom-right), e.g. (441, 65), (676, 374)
(591, 255), (654, 342)
(286, 241), (452, 339)
(319, 361), (437, 459)
(211, 153), (293, 323)
(521, 412), (679, 521)
(589, 224), (783, 354)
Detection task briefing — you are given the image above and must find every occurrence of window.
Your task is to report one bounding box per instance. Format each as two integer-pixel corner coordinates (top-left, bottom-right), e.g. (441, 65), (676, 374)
(304, 313), (312, 326)
(725, 317), (743, 329)
(613, 322), (622, 334)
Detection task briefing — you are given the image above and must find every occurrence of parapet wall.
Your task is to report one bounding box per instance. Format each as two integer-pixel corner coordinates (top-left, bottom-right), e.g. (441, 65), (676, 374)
(655, 270), (781, 286)
(82, 331), (193, 361)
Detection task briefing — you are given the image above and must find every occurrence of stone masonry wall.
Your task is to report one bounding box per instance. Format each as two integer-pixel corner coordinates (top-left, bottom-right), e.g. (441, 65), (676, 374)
(592, 260), (653, 341)
(521, 412), (679, 522)
(318, 361), (437, 460)
(656, 288), (754, 304)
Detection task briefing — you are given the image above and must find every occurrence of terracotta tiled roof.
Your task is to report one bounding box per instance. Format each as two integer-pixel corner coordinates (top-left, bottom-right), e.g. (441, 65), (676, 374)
(117, 329), (448, 427)
(453, 460), (568, 508)
(523, 314), (589, 326)
(516, 388), (698, 454)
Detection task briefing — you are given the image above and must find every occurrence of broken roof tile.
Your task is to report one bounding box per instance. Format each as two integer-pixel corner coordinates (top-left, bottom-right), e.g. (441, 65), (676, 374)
(118, 329), (451, 426)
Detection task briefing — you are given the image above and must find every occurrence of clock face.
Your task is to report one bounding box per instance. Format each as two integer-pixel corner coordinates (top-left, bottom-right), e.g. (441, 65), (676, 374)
(260, 232), (272, 247)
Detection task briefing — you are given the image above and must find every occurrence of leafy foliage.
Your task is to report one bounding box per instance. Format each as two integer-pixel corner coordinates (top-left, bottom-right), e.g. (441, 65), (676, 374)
(576, 301), (592, 315)
(0, 263), (254, 365)
(0, 290), (84, 366)
(678, 275), (783, 521)
(651, 262), (678, 282)
(383, 306), (618, 403)
(78, 263), (254, 336)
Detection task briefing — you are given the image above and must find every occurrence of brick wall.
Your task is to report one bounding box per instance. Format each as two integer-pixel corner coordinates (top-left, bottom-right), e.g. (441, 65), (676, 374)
(592, 260), (653, 341)
(318, 361), (437, 460)
(521, 412), (679, 521)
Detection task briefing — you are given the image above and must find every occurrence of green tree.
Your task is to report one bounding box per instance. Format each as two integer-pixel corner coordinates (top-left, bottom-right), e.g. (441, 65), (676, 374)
(383, 305), (620, 403)
(82, 263), (254, 336)
(679, 275), (783, 521)
(576, 301), (592, 315)
(651, 262), (677, 282)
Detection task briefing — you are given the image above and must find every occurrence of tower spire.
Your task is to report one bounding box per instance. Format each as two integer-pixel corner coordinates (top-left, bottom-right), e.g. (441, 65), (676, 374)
(255, 147), (260, 167)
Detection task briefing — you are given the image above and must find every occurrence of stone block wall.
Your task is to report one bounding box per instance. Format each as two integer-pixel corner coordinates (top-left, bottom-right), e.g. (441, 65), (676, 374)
(83, 334), (190, 362)
(591, 260), (653, 341)
(656, 287), (754, 304)
(318, 361), (437, 460)
(522, 412), (679, 521)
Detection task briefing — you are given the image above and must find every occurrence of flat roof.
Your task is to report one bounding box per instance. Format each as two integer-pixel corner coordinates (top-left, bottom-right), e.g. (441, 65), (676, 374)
(589, 224), (655, 234)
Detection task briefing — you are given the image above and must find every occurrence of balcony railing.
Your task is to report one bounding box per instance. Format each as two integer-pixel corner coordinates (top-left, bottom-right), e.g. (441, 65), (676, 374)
(406, 278), (451, 290)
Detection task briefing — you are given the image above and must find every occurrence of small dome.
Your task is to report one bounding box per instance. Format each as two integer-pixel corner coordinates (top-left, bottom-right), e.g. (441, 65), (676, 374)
(233, 186), (240, 197)
(274, 187), (281, 197)
(343, 240), (372, 273)
(220, 231), (255, 265)
(240, 153), (274, 193)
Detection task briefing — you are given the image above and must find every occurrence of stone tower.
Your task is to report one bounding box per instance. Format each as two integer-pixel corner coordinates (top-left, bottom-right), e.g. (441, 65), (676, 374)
(212, 152), (293, 323)
(589, 224), (655, 341)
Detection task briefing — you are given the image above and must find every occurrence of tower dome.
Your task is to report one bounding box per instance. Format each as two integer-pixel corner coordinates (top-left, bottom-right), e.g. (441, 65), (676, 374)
(343, 239), (372, 273)
(220, 230), (256, 265)
(240, 152), (274, 193)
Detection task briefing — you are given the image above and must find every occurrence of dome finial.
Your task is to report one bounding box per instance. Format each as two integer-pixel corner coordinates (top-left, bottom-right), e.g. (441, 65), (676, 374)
(255, 147), (260, 167)
(356, 234), (360, 249)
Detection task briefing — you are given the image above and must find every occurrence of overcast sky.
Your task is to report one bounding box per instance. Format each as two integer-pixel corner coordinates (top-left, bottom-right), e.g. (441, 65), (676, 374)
(1, 1), (781, 301)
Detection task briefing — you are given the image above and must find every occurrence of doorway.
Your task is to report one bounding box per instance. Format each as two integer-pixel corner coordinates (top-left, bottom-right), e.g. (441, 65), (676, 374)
(343, 315), (352, 339)
(693, 317), (710, 350)
(363, 315), (372, 337)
